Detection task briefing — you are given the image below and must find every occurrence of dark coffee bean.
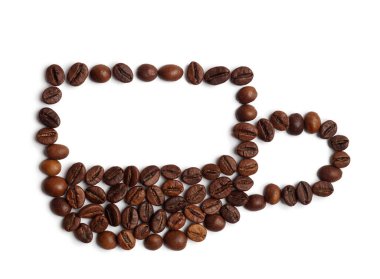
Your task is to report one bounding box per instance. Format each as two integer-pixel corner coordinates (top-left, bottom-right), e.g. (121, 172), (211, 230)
(90, 214), (109, 233)
(236, 104), (257, 122)
(204, 214), (225, 232)
(237, 159), (258, 176)
(43, 176), (68, 197)
(331, 151), (350, 168)
(90, 64), (111, 83)
(137, 64), (157, 82)
(40, 159), (61, 176)
(85, 165), (104, 185)
(161, 180), (184, 197)
(112, 63), (133, 83)
(318, 165), (343, 182)
(117, 230), (136, 250)
(46, 64), (65, 86)
(329, 135), (349, 151)
(200, 198), (222, 215)
(125, 186), (146, 206)
(138, 202), (154, 223)
(312, 181), (334, 197)
(97, 231), (117, 250)
(218, 155), (237, 175)
(236, 86), (257, 104)
(36, 127), (58, 145)
(161, 164), (181, 179)
(257, 118), (275, 142)
(236, 141), (259, 158)
(201, 164), (221, 180)
(121, 206), (139, 230)
(50, 197), (71, 216)
(146, 185), (165, 206)
(46, 144), (69, 160)
(304, 112), (321, 133)
(167, 212), (186, 230)
(220, 204), (240, 223)
(163, 196), (188, 213)
(244, 194), (266, 211)
(144, 234), (163, 250)
(124, 166), (140, 187)
(204, 66), (230, 85)
(186, 61), (204, 85)
(288, 113), (304, 135)
(150, 209), (167, 233)
(164, 230), (187, 251)
(107, 183), (128, 203)
(62, 213), (80, 232)
(208, 177), (233, 199)
(270, 111), (289, 131)
(74, 223), (93, 243)
(233, 176), (254, 191)
(187, 224), (207, 242)
(296, 181), (313, 205)
(158, 64), (183, 81)
(184, 205), (205, 223)
(67, 62), (88, 86)
(230, 66), (253, 85)
(66, 185), (85, 209)
(281, 185), (297, 206)
(85, 186), (106, 204)
(41, 87), (62, 104)
(185, 184), (206, 204)
(66, 162), (86, 185)
(226, 190), (248, 206)
(38, 107), (61, 128)
(233, 123), (258, 141)
(181, 167), (202, 185)
(319, 120), (337, 139)
(103, 166), (124, 186)
(78, 204), (103, 218)
(104, 203), (121, 226)
(134, 223), (150, 240)
(264, 184), (281, 205)
(140, 165), (160, 186)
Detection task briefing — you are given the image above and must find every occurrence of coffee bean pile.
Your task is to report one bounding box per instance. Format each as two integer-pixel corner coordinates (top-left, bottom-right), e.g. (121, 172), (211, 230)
(38, 62), (350, 251)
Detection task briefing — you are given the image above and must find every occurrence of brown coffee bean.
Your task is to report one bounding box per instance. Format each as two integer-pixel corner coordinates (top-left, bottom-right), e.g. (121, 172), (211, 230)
(67, 62), (88, 86)
(218, 155), (237, 175)
(185, 184), (206, 204)
(85, 186), (106, 204)
(304, 112), (321, 133)
(237, 159), (258, 176)
(62, 213), (80, 232)
(163, 196), (188, 213)
(200, 198), (222, 215)
(112, 63), (133, 83)
(288, 113), (304, 135)
(233, 176), (254, 191)
(43, 176), (68, 197)
(103, 166), (124, 186)
(167, 212), (186, 230)
(78, 204), (103, 218)
(244, 194), (266, 211)
(264, 184), (281, 205)
(236, 141), (259, 158)
(150, 209), (167, 233)
(187, 224), (207, 242)
(204, 66), (230, 85)
(90, 215), (109, 233)
(90, 64), (111, 83)
(124, 166), (140, 187)
(138, 202), (154, 223)
(220, 204), (240, 223)
(226, 190), (248, 206)
(133, 223), (150, 240)
(125, 186), (146, 206)
(184, 205), (205, 223)
(140, 165), (160, 186)
(331, 151), (350, 168)
(233, 122), (258, 141)
(204, 214), (225, 232)
(85, 165), (104, 185)
(281, 185), (297, 206)
(46, 144), (69, 160)
(117, 230), (136, 250)
(201, 164), (221, 180)
(158, 64), (183, 81)
(38, 107), (61, 128)
(312, 181), (334, 197)
(209, 177), (233, 199)
(41, 86), (62, 104)
(230, 66), (253, 85)
(161, 164), (181, 180)
(40, 159), (61, 176)
(66, 185), (85, 209)
(97, 231), (117, 250)
(318, 165), (343, 182)
(66, 162), (86, 185)
(146, 185), (165, 206)
(181, 167), (202, 185)
(319, 120), (338, 139)
(50, 197), (71, 216)
(296, 181), (313, 205)
(257, 118), (275, 142)
(46, 64), (65, 86)
(36, 128), (58, 145)
(186, 61), (204, 85)
(104, 203), (121, 226)
(270, 111), (289, 131)
(161, 180), (184, 197)
(121, 206), (139, 230)
(144, 234), (163, 250)
(236, 86), (257, 104)
(74, 223), (93, 243)
(329, 135), (349, 151)
(137, 64), (157, 82)
(236, 104), (257, 122)
(107, 183), (128, 203)
(164, 230), (188, 251)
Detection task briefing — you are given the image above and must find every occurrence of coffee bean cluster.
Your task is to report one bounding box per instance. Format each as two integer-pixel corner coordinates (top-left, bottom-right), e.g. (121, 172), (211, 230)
(38, 62), (349, 251)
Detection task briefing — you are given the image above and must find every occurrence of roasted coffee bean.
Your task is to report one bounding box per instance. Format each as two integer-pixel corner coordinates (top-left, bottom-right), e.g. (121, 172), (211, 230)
(167, 212), (186, 230)
(66, 162), (86, 185)
(161, 180), (184, 197)
(163, 196), (188, 213)
(236, 86), (257, 104)
(204, 214), (225, 232)
(161, 164), (181, 180)
(85, 165), (104, 185)
(209, 177), (233, 199)
(158, 64), (183, 81)
(244, 194), (266, 211)
(118, 230), (136, 250)
(40, 159), (61, 176)
(46, 64), (65, 86)
(104, 203), (121, 226)
(331, 151), (350, 168)
(124, 166), (140, 187)
(150, 209), (167, 233)
(186, 61), (204, 85)
(200, 198), (222, 215)
(140, 165), (160, 186)
(90, 64), (111, 83)
(236, 141), (259, 158)
(164, 230), (187, 251)
(318, 165), (342, 182)
(312, 181), (334, 197)
(90, 215), (109, 233)
(144, 234), (163, 250)
(226, 190), (248, 206)
(125, 186), (146, 206)
(78, 204), (103, 218)
(218, 155), (237, 175)
(319, 120), (337, 139)
(46, 144), (69, 160)
(43, 176), (68, 197)
(230, 66), (253, 85)
(41, 87), (62, 104)
(121, 206), (139, 230)
(134, 223), (150, 240)
(66, 185), (85, 209)
(201, 164), (221, 180)
(85, 186), (106, 204)
(187, 224), (207, 242)
(184, 205), (205, 223)
(236, 104), (257, 122)
(220, 204), (240, 223)
(329, 135), (349, 151)
(74, 223), (93, 243)
(233, 176), (254, 191)
(50, 197), (71, 216)
(185, 184), (206, 204)
(36, 128), (58, 145)
(103, 166), (124, 186)
(97, 231), (117, 250)
(204, 66), (230, 85)
(62, 213), (80, 232)
(296, 181), (313, 205)
(281, 185), (297, 206)
(107, 183), (128, 203)
(137, 64), (157, 82)
(112, 63), (133, 83)
(38, 107), (61, 128)
(257, 118), (275, 142)
(237, 159), (258, 176)
(233, 123), (258, 141)
(67, 62), (88, 86)
(146, 185), (165, 206)
(270, 111), (289, 131)
(288, 113), (304, 135)
(181, 167), (202, 185)
(138, 202), (154, 223)
(264, 184), (281, 205)
(304, 112), (321, 133)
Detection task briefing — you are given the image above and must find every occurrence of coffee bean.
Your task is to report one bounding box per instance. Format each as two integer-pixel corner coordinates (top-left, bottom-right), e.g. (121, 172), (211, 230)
(236, 104), (257, 122)
(41, 87), (62, 104)
(137, 64), (157, 82)
(209, 177), (233, 199)
(236, 86), (257, 104)
(296, 181), (313, 205)
(138, 202), (154, 223)
(62, 213), (80, 232)
(233, 123), (258, 141)
(181, 167), (202, 185)
(46, 144), (69, 160)
(112, 63), (133, 83)
(230, 66), (253, 85)
(201, 164), (221, 180)
(158, 64), (183, 81)
(90, 215), (109, 233)
(161, 180), (184, 197)
(270, 111), (289, 131)
(331, 151), (350, 168)
(164, 230), (187, 251)
(50, 197), (71, 216)
(204, 66), (230, 85)
(185, 184), (206, 204)
(226, 190), (248, 206)
(144, 234), (163, 250)
(312, 181), (334, 197)
(200, 198), (222, 215)
(187, 224), (207, 242)
(121, 206), (139, 230)
(85, 165), (104, 185)
(74, 223), (93, 243)
(104, 203), (121, 226)
(146, 185), (165, 206)
(103, 166), (124, 186)
(304, 112), (321, 133)
(67, 62), (88, 86)
(264, 184), (281, 205)
(218, 155), (237, 175)
(97, 231), (117, 250)
(66, 185), (85, 209)
(244, 194), (266, 211)
(66, 162), (86, 185)
(220, 204), (240, 223)
(184, 205), (205, 223)
(281, 185), (297, 206)
(237, 159), (258, 176)
(43, 176), (68, 197)
(233, 176), (254, 191)
(318, 165), (342, 182)
(236, 141), (259, 158)
(117, 230), (136, 250)
(140, 165), (160, 186)
(78, 204), (103, 218)
(90, 64), (111, 83)
(163, 196), (188, 213)
(125, 186), (146, 206)
(288, 113), (304, 135)
(85, 186), (106, 204)
(150, 209), (167, 233)
(134, 223), (150, 240)
(319, 120), (337, 139)
(329, 135), (349, 151)
(36, 128), (58, 145)
(186, 61), (204, 85)
(167, 212), (186, 230)
(124, 166), (140, 187)
(161, 164), (181, 179)
(40, 159), (61, 176)
(38, 107), (61, 128)
(107, 183), (128, 203)
(204, 214), (225, 232)
(257, 118), (275, 142)
(46, 64), (65, 86)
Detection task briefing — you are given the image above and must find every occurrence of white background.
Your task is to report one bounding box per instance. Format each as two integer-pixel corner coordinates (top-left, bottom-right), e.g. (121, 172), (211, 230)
(0, 0), (379, 278)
